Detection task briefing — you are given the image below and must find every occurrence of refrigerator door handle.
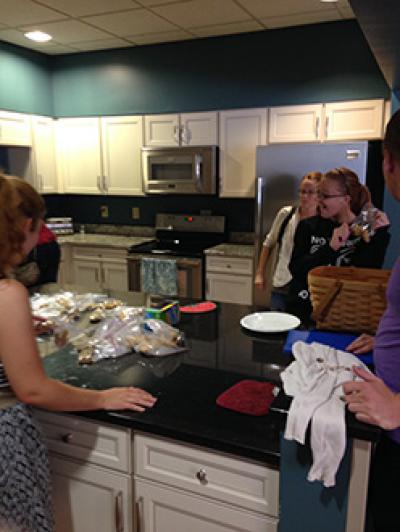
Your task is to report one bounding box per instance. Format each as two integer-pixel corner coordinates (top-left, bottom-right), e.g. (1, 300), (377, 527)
(315, 116), (320, 139)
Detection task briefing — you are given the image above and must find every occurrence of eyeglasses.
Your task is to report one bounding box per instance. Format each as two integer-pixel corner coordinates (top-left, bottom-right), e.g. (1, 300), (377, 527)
(317, 192), (346, 200)
(299, 189), (317, 195)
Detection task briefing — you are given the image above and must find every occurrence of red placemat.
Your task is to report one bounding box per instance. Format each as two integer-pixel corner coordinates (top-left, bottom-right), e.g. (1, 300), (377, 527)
(216, 380), (276, 416)
(180, 301), (217, 313)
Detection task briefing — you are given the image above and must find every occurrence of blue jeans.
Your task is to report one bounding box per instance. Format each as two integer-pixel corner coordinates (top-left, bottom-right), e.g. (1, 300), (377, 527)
(270, 290), (288, 311)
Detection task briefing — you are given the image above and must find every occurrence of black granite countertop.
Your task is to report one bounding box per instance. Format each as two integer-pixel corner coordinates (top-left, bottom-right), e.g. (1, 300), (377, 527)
(37, 284), (379, 467)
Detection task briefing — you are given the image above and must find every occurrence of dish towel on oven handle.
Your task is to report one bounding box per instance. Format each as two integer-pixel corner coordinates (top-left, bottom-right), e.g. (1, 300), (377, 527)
(280, 341), (370, 488)
(141, 258), (178, 296)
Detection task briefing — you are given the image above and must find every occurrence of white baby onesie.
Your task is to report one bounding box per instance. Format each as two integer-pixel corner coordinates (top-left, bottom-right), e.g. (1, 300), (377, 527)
(281, 341), (369, 488)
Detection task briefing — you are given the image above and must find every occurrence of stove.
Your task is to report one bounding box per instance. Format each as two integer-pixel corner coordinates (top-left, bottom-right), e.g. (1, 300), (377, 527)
(127, 213), (226, 298)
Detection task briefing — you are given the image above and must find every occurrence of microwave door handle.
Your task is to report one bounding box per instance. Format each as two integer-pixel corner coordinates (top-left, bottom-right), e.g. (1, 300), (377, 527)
(194, 154), (202, 191)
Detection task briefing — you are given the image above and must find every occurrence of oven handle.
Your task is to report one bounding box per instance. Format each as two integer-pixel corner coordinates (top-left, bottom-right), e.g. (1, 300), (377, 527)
(194, 154), (202, 191)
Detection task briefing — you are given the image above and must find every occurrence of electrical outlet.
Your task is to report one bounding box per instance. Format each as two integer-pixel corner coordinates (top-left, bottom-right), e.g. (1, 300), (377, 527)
(100, 205), (109, 218)
(131, 207), (140, 220)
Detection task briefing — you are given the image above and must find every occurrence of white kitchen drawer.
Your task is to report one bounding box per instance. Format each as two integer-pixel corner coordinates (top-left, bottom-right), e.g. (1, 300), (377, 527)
(206, 255), (253, 275)
(206, 271), (253, 305)
(35, 411), (132, 473)
(134, 433), (279, 517)
(72, 246), (127, 260)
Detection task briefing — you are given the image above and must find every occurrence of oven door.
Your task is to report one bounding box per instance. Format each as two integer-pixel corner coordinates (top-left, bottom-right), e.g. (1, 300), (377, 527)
(127, 255), (203, 298)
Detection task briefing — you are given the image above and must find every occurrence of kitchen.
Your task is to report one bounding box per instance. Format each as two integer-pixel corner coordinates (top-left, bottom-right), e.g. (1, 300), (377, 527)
(0, 0), (397, 531)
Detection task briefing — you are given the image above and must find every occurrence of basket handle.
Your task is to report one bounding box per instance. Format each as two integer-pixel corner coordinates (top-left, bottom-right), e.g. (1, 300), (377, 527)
(311, 281), (343, 322)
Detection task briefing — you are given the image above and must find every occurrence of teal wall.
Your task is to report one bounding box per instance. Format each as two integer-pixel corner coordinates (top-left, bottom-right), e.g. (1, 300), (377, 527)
(0, 41), (53, 115)
(52, 20), (389, 117)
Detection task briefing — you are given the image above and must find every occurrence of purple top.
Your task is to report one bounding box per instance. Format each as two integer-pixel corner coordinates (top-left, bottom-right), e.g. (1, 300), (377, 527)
(374, 258), (400, 444)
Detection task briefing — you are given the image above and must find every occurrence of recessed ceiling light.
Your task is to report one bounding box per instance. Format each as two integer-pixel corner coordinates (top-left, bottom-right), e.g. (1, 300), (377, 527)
(24, 31), (52, 43)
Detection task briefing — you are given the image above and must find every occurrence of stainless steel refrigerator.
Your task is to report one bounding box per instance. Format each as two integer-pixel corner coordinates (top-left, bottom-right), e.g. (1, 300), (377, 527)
(253, 140), (384, 306)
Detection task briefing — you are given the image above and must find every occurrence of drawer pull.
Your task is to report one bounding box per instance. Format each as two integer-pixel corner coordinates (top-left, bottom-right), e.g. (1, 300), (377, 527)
(196, 468), (208, 484)
(115, 491), (124, 532)
(61, 433), (73, 443)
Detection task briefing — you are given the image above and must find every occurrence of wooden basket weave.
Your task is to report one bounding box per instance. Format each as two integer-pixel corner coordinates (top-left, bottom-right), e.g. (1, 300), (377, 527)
(308, 266), (391, 333)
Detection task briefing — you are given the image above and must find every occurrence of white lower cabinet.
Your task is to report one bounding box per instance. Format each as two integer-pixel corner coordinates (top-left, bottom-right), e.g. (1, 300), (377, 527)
(134, 433), (279, 532)
(135, 479), (277, 532)
(71, 245), (128, 291)
(50, 456), (132, 532)
(35, 411), (133, 532)
(206, 256), (253, 305)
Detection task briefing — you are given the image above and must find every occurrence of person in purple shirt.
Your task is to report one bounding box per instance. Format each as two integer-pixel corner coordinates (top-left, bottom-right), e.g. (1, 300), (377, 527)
(343, 109), (400, 532)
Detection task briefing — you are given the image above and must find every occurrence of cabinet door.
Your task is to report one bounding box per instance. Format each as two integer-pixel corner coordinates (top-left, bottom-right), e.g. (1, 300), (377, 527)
(102, 258), (128, 291)
(31, 116), (58, 193)
(269, 104), (323, 143)
(0, 111), (32, 146)
(101, 115), (144, 196)
(72, 258), (102, 290)
(144, 115), (179, 146)
(206, 272), (253, 305)
(56, 118), (102, 193)
(135, 479), (277, 532)
(180, 112), (218, 145)
(219, 108), (267, 198)
(324, 99), (384, 141)
(50, 456), (132, 532)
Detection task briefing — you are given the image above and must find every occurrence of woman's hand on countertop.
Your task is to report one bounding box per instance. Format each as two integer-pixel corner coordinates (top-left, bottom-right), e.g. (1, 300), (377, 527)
(100, 387), (157, 412)
(343, 366), (400, 430)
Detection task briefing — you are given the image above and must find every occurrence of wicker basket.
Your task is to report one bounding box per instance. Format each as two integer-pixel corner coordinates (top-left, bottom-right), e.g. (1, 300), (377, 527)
(308, 266), (391, 333)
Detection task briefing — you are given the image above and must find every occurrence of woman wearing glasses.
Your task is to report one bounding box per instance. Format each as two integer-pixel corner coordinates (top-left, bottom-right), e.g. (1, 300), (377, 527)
(254, 171), (322, 311)
(287, 167), (390, 324)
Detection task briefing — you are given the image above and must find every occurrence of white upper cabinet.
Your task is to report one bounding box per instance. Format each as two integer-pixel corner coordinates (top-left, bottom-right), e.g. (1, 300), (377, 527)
(56, 116), (144, 195)
(31, 116), (58, 193)
(219, 108), (267, 198)
(101, 115), (144, 195)
(56, 117), (102, 194)
(144, 111), (218, 147)
(268, 99), (385, 144)
(0, 111), (32, 146)
(324, 99), (384, 141)
(269, 104), (323, 143)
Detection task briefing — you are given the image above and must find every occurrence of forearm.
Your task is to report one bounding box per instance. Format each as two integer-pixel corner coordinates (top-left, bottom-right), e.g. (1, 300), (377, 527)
(18, 376), (105, 411)
(256, 246), (270, 274)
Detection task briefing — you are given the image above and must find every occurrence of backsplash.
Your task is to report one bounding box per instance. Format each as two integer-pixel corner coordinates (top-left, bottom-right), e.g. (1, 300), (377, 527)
(44, 194), (255, 234)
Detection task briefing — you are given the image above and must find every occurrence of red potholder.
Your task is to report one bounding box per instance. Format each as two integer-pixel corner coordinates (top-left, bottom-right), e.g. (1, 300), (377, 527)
(216, 380), (276, 416)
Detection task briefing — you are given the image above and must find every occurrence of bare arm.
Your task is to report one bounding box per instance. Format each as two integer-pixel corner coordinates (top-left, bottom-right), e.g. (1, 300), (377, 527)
(0, 281), (156, 413)
(254, 246), (271, 289)
(343, 366), (400, 429)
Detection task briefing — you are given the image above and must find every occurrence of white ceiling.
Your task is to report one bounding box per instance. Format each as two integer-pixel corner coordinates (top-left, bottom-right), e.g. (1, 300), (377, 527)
(0, 0), (354, 55)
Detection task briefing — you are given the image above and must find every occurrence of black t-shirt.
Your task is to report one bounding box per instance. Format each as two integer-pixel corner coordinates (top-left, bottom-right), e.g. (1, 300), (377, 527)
(287, 215), (391, 324)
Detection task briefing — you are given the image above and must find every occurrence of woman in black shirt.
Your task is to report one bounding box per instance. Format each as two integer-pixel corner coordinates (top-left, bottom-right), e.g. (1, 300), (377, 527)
(287, 167), (390, 324)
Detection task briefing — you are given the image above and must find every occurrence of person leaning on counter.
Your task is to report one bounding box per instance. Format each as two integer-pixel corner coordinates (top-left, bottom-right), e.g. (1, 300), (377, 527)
(0, 175), (157, 531)
(343, 109), (400, 532)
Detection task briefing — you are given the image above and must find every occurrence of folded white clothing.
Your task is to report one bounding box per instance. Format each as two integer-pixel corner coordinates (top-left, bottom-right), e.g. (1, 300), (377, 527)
(281, 341), (369, 487)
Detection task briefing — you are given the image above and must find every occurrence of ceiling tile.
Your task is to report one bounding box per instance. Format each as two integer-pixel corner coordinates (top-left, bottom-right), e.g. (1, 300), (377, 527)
(0, 0), (68, 25)
(261, 9), (342, 29)
(83, 8), (177, 36)
(235, 0), (342, 19)
(126, 29), (191, 44)
(151, 0), (252, 28)
(72, 37), (132, 51)
(30, 43), (79, 54)
(337, 5), (355, 19)
(20, 20), (113, 44)
(36, 0), (140, 18)
(191, 20), (264, 38)
(136, 0), (193, 6)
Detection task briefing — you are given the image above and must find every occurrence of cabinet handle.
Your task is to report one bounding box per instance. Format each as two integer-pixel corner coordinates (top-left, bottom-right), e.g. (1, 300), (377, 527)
(97, 175), (102, 192)
(196, 468), (208, 484)
(325, 116), (330, 138)
(135, 497), (143, 532)
(315, 116), (320, 139)
(102, 175), (108, 192)
(115, 491), (124, 532)
(173, 125), (179, 144)
(61, 433), (73, 443)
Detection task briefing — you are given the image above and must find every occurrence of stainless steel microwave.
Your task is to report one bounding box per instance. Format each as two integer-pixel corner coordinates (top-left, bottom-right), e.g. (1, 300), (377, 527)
(142, 146), (217, 194)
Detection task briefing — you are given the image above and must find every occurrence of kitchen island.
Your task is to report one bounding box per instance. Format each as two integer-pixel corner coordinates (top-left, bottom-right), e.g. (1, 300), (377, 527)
(35, 284), (379, 532)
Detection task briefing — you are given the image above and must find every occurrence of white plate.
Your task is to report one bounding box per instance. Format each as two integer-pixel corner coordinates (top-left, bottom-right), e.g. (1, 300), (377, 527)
(240, 311), (300, 333)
